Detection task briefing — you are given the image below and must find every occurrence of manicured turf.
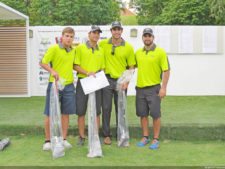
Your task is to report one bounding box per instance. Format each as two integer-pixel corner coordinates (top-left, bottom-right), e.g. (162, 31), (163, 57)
(0, 135), (224, 166)
(0, 96), (224, 166)
(0, 96), (225, 126)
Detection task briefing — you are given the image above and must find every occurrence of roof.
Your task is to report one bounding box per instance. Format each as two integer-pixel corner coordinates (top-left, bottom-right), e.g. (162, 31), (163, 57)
(0, 2), (28, 20)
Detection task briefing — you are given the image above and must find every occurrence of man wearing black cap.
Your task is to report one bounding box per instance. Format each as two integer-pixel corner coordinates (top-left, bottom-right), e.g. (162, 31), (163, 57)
(99, 21), (136, 145)
(135, 28), (170, 149)
(74, 25), (105, 145)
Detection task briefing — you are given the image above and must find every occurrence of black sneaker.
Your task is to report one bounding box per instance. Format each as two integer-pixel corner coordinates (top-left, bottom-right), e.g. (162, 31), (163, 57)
(77, 136), (85, 146)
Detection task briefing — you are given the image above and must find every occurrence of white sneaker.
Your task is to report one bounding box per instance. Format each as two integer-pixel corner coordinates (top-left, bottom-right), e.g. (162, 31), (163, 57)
(43, 142), (51, 151)
(63, 140), (72, 149)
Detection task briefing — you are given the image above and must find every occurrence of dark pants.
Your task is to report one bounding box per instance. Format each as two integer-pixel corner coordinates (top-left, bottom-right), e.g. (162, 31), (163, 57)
(76, 79), (102, 116)
(102, 76), (120, 137)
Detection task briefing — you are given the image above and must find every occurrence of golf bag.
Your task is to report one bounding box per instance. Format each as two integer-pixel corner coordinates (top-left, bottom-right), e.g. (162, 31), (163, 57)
(49, 81), (65, 158)
(116, 69), (134, 147)
(87, 92), (103, 158)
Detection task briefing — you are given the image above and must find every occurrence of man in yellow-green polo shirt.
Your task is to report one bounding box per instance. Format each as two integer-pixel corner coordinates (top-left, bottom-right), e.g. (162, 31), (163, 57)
(74, 25), (105, 146)
(136, 28), (170, 150)
(99, 21), (136, 145)
(40, 27), (76, 151)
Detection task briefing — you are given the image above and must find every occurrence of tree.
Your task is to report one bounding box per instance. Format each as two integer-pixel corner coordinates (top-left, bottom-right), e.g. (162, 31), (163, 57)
(134, 0), (168, 25)
(87, 0), (120, 25)
(51, 0), (120, 25)
(157, 0), (214, 25)
(207, 0), (225, 24)
(0, 0), (120, 25)
(29, 0), (57, 25)
(134, 0), (217, 25)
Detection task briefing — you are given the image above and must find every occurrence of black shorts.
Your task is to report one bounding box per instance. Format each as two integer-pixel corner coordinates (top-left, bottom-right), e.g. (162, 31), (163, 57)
(75, 79), (102, 116)
(135, 85), (161, 119)
(44, 82), (76, 116)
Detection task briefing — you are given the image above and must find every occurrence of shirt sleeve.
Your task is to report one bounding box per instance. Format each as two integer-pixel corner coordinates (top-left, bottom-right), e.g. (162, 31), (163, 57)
(41, 45), (55, 64)
(126, 44), (136, 67)
(99, 46), (105, 70)
(160, 49), (170, 71)
(134, 51), (138, 68)
(74, 45), (81, 65)
(101, 49), (105, 70)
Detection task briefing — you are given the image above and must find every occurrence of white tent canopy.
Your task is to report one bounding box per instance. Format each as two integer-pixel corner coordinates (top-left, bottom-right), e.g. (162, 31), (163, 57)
(0, 2), (28, 20)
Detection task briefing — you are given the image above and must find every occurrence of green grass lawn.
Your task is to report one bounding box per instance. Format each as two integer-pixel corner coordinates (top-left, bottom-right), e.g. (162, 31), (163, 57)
(0, 96), (225, 166)
(0, 96), (225, 126)
(0, 135), (224, 166)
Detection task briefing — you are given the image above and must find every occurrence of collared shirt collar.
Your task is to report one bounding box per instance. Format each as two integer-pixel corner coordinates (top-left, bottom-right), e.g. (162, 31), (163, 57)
(108, 37), (125, 46)
(58, 42), (72, 52)
(143, 43), (156, 54)
(86, 41), (99, 51)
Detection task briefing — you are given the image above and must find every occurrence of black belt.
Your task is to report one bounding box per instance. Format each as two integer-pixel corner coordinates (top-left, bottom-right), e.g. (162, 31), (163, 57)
(136, 84), (160, 89)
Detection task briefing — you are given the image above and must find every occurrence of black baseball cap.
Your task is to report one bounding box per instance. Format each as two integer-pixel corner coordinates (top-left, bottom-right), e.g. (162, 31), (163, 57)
(143, 28), (154, 36)
(90, 25), (102, 33)
(111, 21), (123, 29)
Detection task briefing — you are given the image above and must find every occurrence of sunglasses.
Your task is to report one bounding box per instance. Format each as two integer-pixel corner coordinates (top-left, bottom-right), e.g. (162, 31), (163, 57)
(111, 45), (116, 55)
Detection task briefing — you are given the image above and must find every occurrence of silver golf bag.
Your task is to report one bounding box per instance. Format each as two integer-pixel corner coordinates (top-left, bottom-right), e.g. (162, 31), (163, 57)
(49, 81), (65, 158)
(116, 70), (134, 147)
(87, 92), (103, 158)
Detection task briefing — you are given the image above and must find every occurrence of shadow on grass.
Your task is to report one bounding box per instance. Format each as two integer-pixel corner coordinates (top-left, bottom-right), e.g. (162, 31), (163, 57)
(1, 124), (225, 141)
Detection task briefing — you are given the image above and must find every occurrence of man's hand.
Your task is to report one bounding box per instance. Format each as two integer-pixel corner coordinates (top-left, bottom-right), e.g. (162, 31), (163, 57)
(159, 70), (170, 99)
(158, 87), (166, 99)
(87, 72), (96, 77)
(121, 82), (129, 90)
(50, 70), (59, 81)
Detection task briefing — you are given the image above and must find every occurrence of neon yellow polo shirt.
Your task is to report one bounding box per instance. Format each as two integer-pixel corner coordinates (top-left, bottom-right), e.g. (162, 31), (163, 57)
(41, 44), (76, 85)
(99, 38), (135, 79)
(135, 44), (170, 88)
(75, 42), (105, 78)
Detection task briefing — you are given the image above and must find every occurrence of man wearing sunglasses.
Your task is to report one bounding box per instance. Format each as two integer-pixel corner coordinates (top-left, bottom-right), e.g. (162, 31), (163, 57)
(99, 21), (136, 145)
